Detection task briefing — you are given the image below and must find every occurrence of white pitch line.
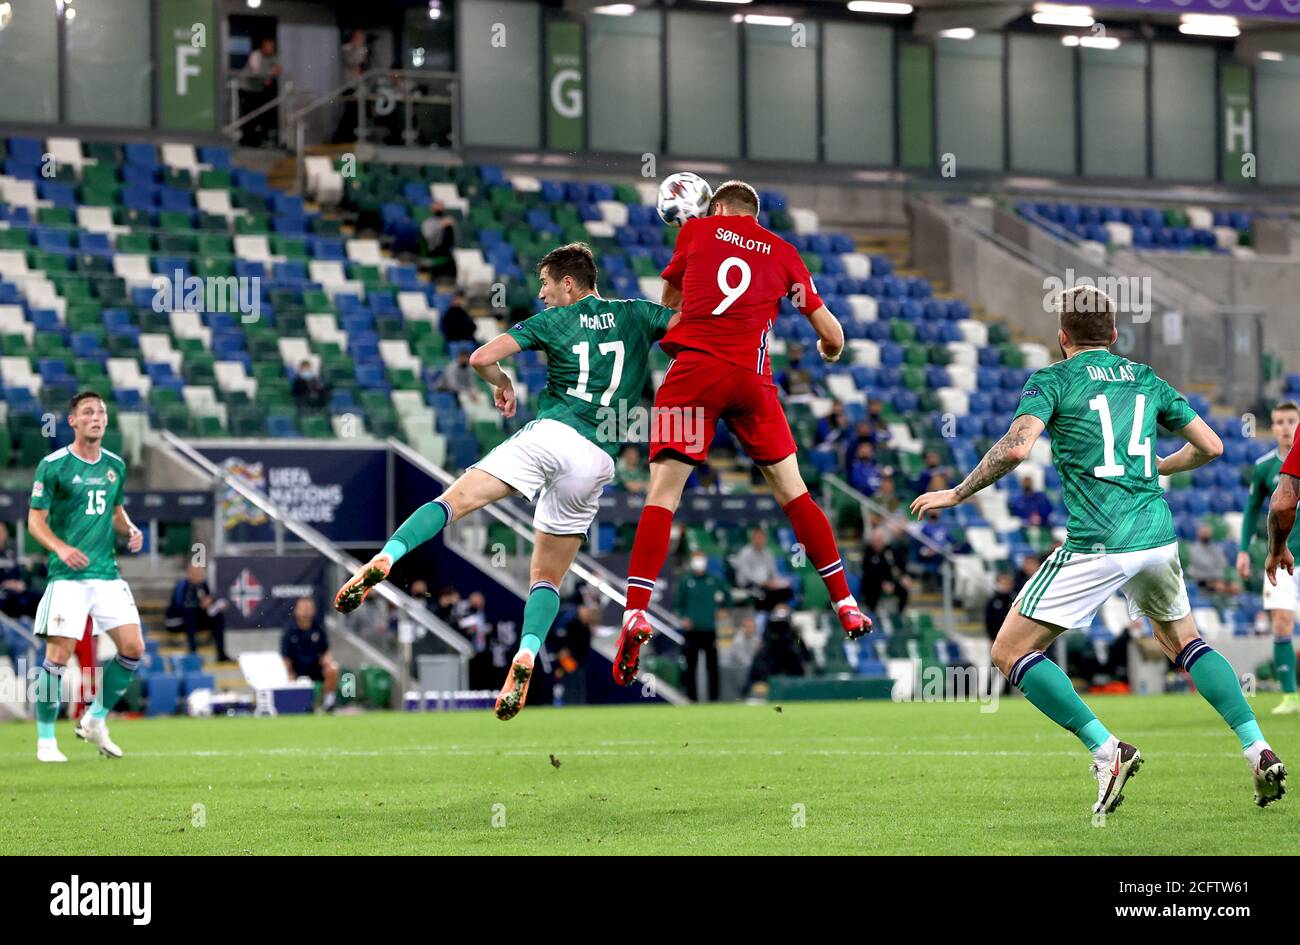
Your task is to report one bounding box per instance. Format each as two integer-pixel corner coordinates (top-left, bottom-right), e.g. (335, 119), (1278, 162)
(0, 745), (1251, 761)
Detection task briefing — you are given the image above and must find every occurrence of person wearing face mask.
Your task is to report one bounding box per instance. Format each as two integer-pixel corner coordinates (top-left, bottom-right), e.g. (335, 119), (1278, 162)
(673, 553), (728, 702)
(291, 358), (329, 412)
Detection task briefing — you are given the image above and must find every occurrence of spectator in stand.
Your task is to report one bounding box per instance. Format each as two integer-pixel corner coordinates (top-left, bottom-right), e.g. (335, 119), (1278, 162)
(776, 343), (819, 402)
(281, 598), (339, 712)
(166, 564), (231, 662)
(332, 29), (370, 143)
(914, 510), (954, 590)
(432, 586), (460, 624)
(674, 553), (728, 702)
(435, 347), (481, 402)
(1009, 476), (1053, 526)
(846, 419), (881, 458)
(552, 605), (595, 705)
(847, 440), (884, 496)
(240, 38), (282, 147)
(911, 450), (951, 496)
(291, 359), (330, 412)
(984, 570), (1017, 696)
(1188, 523), (1241, 596)
(861, 528), (910, 616)
(1013, 553), (1041, 595)
(421, 201), (457, 281)
(873, 475), (902, 515)
(731, 526), (792, 610)
(692, 464), (727, 495)
(866, 399), (890, 444)
(747, 604), (808, 688)
(816, 401), (852, 448)
(985, 571), (1016, 642)
(616, 444), (649, 494)
(458, 591), (490, 651)
(441, 293), (477, 345)
(1023, 511), (1055, 557)
(725, 613), (760, 689)
(0, 522), (37, 619)
(408, 578), (431, 606)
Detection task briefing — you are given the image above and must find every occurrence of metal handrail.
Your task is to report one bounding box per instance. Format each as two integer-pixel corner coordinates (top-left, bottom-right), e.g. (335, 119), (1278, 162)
(386, 438), (686, 645)
(158, 431), (474, 660)
(223, 77), (296, 138)
(285, 68), (457, 125)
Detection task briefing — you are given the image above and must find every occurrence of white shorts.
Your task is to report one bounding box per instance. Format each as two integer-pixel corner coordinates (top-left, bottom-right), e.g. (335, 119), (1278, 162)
(34, 579), (141, 639)
(1015, 541), (1191, 631)
(1262, 569), (1300, 612)
(471, 418), (616, 536)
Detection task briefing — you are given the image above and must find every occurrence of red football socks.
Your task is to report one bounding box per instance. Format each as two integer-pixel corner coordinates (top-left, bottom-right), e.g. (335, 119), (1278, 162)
(626, 504), (675, 612)
(783, 491), (851, 602)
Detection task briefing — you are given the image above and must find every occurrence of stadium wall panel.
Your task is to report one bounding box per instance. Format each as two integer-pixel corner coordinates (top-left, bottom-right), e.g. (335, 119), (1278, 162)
(745, 21), (818, 162)
(666, 12), (741, 158)
(1080, 43), (1148, 178)
(588, 9), (662, 154)
(935, 33), (1005, 173)
(0, 0), (60, 124)
(458, 0), (542, 148)
(1151, 43), (1216, 182)
(1007, 34), (1075, 175)
(897, 42), (934, 169)
(821, 22), (893, 167)
(1256, 56), (1300, 186)
(64, 0), (152, 127)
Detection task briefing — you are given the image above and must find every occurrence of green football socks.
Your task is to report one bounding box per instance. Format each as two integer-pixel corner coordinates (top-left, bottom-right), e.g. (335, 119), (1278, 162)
(1177, 640), (1264, 750)
(1274, 636), (1297, 695)
(35, 659), (65, 741)
(519, 581), (561, 656)
(1008, 652), (1112, 753)
(91, 654), (141, 720)
(381, 498), (452, 563)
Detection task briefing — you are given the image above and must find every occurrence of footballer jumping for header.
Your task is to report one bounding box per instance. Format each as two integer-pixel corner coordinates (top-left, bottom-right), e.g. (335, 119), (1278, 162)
(29, 391), (145, 763)
(334, 243), (676, 720)
(615, 180), (869, 688)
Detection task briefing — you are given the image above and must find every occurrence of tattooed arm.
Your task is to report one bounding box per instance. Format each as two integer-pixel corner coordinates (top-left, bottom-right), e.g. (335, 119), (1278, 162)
(1156, 416), (1224, 476)
(910, 415), (1046, 517)
(1266, 472), (1299, 587)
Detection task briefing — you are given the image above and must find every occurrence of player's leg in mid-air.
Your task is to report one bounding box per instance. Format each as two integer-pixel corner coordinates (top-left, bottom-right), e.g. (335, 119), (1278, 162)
(491, 422), (615, 718)
(334, 468), (514, 613)
(617, 356), (867, 686)
(1263, 575), (1300, 715)
(494, 530), (585, 721)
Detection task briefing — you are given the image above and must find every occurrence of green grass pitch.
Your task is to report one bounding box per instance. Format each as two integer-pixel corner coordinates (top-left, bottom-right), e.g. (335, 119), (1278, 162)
(1, 694), (1293, 854)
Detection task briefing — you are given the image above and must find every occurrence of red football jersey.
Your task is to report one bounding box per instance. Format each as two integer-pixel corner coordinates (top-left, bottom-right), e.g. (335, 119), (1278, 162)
(1283, 438), (1300, 480)
(659, 214), (824, 375)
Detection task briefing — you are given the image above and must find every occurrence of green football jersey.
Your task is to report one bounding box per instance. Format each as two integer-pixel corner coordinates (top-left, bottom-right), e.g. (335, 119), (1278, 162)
(508, 294), (675, 457)
(1239, 448), (1300, 555)
(1013, 349), (1197, 554)
(30, 447), (128, 582)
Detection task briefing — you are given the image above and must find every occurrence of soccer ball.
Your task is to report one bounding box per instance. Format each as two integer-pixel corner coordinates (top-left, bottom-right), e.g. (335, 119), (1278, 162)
(656, 172), (713, 226)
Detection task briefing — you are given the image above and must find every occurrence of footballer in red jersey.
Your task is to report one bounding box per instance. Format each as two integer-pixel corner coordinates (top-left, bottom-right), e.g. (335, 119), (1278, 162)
(613, 180), (870, 687)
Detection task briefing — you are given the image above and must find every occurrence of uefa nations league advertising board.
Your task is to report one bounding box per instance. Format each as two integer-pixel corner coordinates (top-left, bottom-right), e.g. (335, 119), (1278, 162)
(196, 444), (388, 545)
